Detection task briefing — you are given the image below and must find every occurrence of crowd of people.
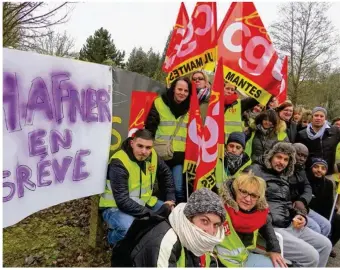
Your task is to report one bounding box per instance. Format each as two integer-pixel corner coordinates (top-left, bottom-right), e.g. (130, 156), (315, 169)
(99, 71), (340, 267)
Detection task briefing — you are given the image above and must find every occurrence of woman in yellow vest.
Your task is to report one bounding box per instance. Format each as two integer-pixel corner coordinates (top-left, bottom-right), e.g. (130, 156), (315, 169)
(145, 77), (191, 203)
(216, 173), (287, 267)
(111, 188), (226, 267)
(276, 101), (297, 143)
(245, 109), (288, 164)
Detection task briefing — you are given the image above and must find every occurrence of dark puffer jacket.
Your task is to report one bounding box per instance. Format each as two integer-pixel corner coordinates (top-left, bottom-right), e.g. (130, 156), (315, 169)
(250, 120), (289, 163)
(220, 180), (281, 253)
(285, 121), (298, 143)
(145, 89), (190, 168)
(288, 164), (313, 211)
(105, 138), (176, 217)
(248, 142), (307, 228)
(296, 125), (340, 174)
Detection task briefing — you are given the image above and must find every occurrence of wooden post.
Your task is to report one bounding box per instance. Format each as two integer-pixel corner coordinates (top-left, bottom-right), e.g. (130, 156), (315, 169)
(88, 195), (104, 248)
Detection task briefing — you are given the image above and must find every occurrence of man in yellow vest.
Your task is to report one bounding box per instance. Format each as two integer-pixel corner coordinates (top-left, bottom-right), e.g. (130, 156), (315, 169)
(223, 82), (259, 142)
(99, 129), (176, 246)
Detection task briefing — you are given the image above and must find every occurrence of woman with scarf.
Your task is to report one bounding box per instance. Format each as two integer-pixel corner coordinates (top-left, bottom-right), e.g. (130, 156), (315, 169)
(216, 173), (286, 267)
(191, 71), (211, 123)
(276, 101), (297, 143)
(145, 77), (191, 203)
(245, 109), (288, 164)
(111, 188), (226, 267)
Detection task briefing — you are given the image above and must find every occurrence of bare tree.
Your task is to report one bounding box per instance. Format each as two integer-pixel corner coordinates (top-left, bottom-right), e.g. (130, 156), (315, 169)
(29, 30), (76, 57)
(3, 2), (74, 49)
(270, 2), (340, 105)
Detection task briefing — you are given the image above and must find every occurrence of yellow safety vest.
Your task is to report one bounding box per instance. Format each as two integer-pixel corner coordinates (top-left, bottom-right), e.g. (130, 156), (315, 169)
(330, 142), (340, 182)
(216, 212), (258, 267)
(176, 247), (211, 267)
(154, 97), (188, 152)
(244, 130), (287, 159)
(224, 99), (243, 143)
(99, 149), (158, 208)
(216, 158), (252, 189)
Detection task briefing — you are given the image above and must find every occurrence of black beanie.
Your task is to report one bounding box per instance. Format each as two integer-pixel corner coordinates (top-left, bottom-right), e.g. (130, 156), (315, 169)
(227, 132), (246, 149)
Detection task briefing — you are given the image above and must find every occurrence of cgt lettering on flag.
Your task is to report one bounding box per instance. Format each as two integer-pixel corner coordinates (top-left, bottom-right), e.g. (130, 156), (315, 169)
(168, 48), (215, 83)
(223, 66), (270, 105)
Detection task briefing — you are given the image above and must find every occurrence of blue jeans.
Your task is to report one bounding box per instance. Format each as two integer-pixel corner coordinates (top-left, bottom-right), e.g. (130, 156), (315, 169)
(172, 165), (185, 202)
(245, 253), (274, 267)
(307, 209), (331, 236)
(102, 200), (163, 245)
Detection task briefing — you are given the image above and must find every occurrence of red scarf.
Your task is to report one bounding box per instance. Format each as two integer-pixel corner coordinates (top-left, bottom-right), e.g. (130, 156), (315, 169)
(225, 205), (269, 233)
(224, 93), (238, 105)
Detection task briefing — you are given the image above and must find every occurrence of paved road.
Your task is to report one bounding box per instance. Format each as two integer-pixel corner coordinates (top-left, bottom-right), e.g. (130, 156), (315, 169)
(327, 239), (340, 267)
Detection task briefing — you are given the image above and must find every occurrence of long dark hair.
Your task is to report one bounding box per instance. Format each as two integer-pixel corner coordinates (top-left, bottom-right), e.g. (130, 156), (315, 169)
(255, 109), (280, 133)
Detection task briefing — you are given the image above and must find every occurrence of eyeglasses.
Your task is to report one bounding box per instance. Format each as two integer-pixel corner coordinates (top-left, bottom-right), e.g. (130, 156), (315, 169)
(193, 77), (205, 81)
(238, 188), (260, 200)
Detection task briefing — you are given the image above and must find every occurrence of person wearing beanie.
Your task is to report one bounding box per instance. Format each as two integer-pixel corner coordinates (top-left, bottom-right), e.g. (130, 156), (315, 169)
(296, 106), (340, 175)
(247, 142), (332, 267)
(112, 188), (226, 267)
(307, 158), (340, 258)
(216, 173), (286, 267)
(217, 132), (252, 189)
(289, 145), (331, 238)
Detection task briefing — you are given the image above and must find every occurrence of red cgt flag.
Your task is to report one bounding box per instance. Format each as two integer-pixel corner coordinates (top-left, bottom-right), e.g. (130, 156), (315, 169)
(162, 2), (190, 73)
(277, 56), (288, 104)
(183, 83), (203, 183)
(217, 2), (282, 106)
(194, 58), (225, 191)
(165, 2), (217, 84)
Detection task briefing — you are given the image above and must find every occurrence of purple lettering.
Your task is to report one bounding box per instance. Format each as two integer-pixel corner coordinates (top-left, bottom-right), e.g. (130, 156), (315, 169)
(50, 129), (72, 154)
(73, 149), (91, 181)
(97, 89), (111, 122)
(69, 90), (86, 123)
(86, 89), (98, 122)
(3, 72), (21, 132)
(25, 77), (54, 125)
(52, 156), (73, 183)
(16, 165), (36, 198)
(37, 160), (52, 187)
(28, 129), (47, 156)
(3, 170), (15, 202)
(52, 74), (70, 123)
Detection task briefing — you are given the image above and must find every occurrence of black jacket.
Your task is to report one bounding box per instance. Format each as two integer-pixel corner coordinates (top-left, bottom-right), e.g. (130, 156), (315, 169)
(285, 121), (298, 143)
(288, 165), (313, 209)
(248, 163), (300, 228)
(220, 180), (281, 253)
(224, 97), (259, 114)
(308, 172), (334, 220)
(106, 138), (176, 217)
(145, 91), (189, 168)
(296, 126), (340, 174)
(131, 220), (200, 267)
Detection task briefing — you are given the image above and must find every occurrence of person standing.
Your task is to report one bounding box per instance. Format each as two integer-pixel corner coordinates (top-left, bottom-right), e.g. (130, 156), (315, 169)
(276, 101), (297, 143)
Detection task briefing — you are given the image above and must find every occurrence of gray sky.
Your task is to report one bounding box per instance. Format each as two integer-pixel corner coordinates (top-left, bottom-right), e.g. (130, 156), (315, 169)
(52, 1), (340, 60)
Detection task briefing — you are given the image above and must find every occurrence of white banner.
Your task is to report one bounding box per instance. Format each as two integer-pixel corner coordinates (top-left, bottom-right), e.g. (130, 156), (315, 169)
(3, 49), (112, 228)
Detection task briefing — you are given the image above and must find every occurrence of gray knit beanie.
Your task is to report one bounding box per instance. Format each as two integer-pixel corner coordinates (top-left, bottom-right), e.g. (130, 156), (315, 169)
(183, 188), (226, 223)
(312, 107), (327, 117)
(293, 143), (309, 156)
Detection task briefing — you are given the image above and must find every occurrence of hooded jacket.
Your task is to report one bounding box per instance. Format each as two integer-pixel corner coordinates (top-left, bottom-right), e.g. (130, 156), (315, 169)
(296, 125), (340, 174)
(106, 137), (176, 217)
(247, 142), (307, 228)
(219, 180), (281, 253)
(288, 164), (312, 212)
(250, 120), (289, 163)
(145, 88), (191, 168)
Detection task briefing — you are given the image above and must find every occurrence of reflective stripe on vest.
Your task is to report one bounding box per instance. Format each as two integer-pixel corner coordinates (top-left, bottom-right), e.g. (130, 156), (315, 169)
(224, 100), (243, 142)
(216, 212), (258, 267)
(154, 97), (188, 152)
(99, 148), (158, 208)
(245, 131), (287, 159)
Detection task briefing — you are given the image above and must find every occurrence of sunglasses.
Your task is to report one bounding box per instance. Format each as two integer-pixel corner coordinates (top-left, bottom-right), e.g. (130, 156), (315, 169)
(193, 77), (205, 81)
(238, 188), (260, 200)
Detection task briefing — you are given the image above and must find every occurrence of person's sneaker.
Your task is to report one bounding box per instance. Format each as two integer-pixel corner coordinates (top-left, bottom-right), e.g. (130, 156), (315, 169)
(330, 250), (337, 258)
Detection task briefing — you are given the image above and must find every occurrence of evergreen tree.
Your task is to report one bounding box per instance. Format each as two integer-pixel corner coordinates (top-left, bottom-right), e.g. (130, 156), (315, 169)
(126, 47), (148, 74)
(79, 27), (125, 67)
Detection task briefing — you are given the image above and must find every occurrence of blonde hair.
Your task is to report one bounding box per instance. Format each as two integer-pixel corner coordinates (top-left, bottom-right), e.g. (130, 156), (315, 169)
(232, 172), (266, 201)
(190, 70), (209, 83)
(301, 109), (312, 123)
(294, 106), (304, 114)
